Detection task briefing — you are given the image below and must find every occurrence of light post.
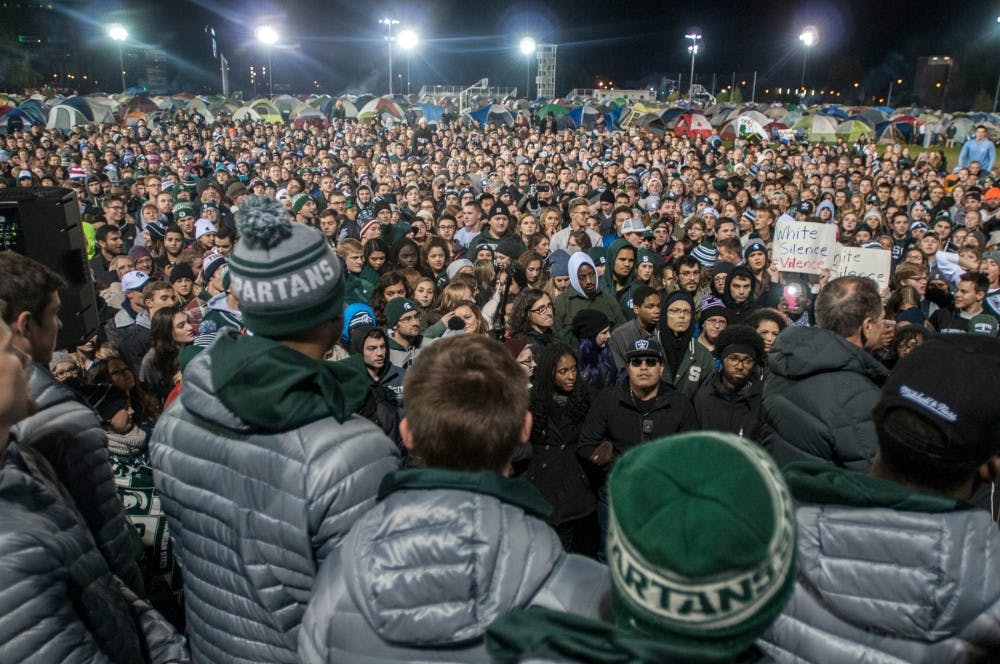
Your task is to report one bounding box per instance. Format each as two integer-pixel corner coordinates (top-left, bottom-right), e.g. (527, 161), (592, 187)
(993, 16), (1000, 112)
(380, 18), (400, 95)
(398, 29), (418, 95)
(685, 32), (701, 98)
(107, 23), (128, 93)
(519, 37), (536, 99)
(887, 78), (902, 108)
(799, 26), (818, 96)
(254, 25), (278, 97)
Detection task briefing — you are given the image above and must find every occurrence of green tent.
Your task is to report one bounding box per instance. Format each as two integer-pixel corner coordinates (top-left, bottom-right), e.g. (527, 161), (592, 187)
(835, 120), (872, 142)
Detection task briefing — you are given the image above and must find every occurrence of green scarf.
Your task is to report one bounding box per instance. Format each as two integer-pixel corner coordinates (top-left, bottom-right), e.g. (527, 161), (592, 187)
(486, 606), (733, 664)
(210, 332), (370, 432)
(378, 468), (552, 519)
(783, 462), (975, 513)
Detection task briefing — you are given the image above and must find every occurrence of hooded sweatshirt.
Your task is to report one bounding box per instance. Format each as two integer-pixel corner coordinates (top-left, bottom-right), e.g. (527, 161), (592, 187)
(721, 265), (759, 323)
(601, 239), (637, 321)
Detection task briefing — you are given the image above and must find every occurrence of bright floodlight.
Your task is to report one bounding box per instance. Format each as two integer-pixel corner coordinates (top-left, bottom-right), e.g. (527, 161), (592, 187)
(520, 37), (537, 55)
(684, 32), (701, 40)
(799, 26), (818, 47)
(255, 25), (279, 46)
(398, 29), (418, 50)
(107, 23), (128, 42)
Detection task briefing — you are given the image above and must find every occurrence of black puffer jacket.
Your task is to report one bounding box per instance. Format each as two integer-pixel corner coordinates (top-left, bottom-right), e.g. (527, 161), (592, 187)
(12, 364), (144, 595)
(762, 327), (889, 470)
(0, 441), (187, 663)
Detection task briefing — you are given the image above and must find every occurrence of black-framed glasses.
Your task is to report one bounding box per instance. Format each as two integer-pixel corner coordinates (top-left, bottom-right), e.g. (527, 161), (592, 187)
(629, 357), (660, 368)
(723, 354), (755, 368)
(530, 302), (553, 315)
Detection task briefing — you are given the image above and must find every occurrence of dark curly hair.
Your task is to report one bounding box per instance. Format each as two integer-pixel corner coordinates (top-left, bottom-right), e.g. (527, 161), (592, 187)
(529, 343), (590, 443)
(712, 324), (766, 364)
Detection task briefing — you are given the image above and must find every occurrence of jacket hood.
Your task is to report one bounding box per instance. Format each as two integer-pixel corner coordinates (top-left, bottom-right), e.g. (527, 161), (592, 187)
(342, 469), (563, 646)
(601, 238), (635, 291)
(785, 463), (999, 641)
(721, 265), (758, 312)
(767, 326), (888, 384)
(180, 328), (370, 432)
(568, 251), (597, 299)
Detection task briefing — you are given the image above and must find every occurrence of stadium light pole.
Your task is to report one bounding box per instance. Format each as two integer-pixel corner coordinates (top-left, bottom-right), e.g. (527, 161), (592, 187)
(398, 29), (418, 95)
(685, 32), (701, 98)
(107, 23), (128, 93)
(255, 25), (278, 97)
(799, 26), (818, 96)
(380, 18), (401, 95)
(519, 37), (536, 99)
(887, 78), (902, 108)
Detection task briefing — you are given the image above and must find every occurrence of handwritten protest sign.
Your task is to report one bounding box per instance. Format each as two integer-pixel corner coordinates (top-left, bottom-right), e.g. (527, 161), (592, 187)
(773, 219), (837, 274)
(831, 246), (892, 290)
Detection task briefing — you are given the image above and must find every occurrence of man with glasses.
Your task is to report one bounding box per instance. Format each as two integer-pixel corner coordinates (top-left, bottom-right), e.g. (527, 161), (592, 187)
(550, 198), (602, 253)
(386, 298), (436, 371)
(693, 324), (766, 439)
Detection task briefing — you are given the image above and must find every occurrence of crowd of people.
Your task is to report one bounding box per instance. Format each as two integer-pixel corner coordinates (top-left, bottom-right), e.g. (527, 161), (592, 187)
(0, 103), (999, 662)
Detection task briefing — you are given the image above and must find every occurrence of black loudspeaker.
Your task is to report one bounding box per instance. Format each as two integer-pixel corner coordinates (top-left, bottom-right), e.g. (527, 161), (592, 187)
(0, 187), (98, 349)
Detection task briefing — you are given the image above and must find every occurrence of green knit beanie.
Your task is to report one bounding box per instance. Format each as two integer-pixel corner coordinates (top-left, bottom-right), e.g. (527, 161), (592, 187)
(290, 193), (311, 214)
(229, 195), (344, 337)
(606, 432), (796, 657)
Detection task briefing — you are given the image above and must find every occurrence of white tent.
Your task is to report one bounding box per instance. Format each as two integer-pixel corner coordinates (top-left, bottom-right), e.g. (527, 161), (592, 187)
(233, 105), (263, 122)
(46, 104), (89, 131)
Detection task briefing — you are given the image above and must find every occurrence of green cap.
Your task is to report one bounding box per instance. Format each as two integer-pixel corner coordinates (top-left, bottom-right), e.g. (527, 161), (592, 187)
(290, 193), (312, 214)
(172, 202), (196, 220)
(607, 432), (797, 657)
(969, 314), (999, 337)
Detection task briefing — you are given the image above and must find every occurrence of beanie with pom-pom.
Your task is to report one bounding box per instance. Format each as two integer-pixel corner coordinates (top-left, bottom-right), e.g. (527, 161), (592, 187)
(229, 195), (343, 336)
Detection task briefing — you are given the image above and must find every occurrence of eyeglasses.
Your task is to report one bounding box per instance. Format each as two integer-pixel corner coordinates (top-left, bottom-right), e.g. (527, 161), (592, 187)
(666, 308), (692, 317)
(629, 357), (661, 368)
(703, 318), (727, 327)
(723, 354), (756, 368)
(530, 301), (553, 314)
(519, 357), (536, 368)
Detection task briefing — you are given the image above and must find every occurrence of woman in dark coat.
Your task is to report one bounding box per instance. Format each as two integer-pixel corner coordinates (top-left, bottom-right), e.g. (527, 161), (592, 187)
(525, 343), (598, 556)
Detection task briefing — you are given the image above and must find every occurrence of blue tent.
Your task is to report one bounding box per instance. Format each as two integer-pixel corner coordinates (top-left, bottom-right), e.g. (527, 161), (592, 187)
(419, 103), (445, 124)
(468, 104), (514, 127)
(874, 106), (894, 115)
(568, 105), (602, 128)
(817, 106), (849, 120)
(0, 108), (40, 135)
(63, 96), (95, 121)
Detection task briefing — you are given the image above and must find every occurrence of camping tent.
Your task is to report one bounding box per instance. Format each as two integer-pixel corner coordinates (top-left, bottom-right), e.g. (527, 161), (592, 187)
(791, 114), (838, 141)
(46, 104), (89, 131)
(673, 112), (713, 138)
(248, 99), (283, 123)
(568, 105), (602, 128)
(834, 120), (872, 141)
(719, 116), (769, 142)
(233, 105), (263, 122)
(468, 104), (514, 127)
(358, 96), (406, 124)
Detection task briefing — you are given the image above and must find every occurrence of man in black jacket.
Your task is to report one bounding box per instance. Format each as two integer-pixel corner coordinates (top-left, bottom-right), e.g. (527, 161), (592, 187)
(693, 324), (766, 440)
(579, 337), (697, 553)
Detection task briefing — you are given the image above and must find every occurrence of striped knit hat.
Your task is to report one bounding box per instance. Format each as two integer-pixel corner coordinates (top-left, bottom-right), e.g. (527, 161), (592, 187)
(607, 432), (796, 657)
(690, 242), (718, 267)
(228, 195), (344, 337)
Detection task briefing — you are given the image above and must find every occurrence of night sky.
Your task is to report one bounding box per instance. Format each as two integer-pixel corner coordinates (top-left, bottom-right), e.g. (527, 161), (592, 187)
(33, 0), (1000, 101)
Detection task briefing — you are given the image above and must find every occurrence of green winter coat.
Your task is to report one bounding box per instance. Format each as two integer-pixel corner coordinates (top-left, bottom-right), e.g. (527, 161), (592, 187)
(669, 338), (715, 399)
(553, 289), (625, 346)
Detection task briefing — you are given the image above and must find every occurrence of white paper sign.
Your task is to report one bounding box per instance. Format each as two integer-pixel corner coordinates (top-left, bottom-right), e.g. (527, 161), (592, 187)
(773, 219), (837, 274)
(831, 246), (892, 290)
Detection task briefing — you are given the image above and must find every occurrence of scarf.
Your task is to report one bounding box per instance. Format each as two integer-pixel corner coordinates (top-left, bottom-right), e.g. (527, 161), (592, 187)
(106, 425), (148, 457)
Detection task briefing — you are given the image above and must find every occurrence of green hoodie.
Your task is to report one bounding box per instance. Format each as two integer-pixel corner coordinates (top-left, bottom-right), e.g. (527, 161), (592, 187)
(782, 462), (976, 514)
(601, 239), (637, 322)
(209, 332), (371, 432)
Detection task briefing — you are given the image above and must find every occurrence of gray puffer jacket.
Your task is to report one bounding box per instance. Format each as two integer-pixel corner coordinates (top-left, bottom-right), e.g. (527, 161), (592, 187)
(0, 440), (187, 663)
(150, 349), (400, 664)
(298, 469), (610, 663)
(12, 363), (144, 595)
(758, 463), (1000, 663)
